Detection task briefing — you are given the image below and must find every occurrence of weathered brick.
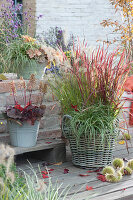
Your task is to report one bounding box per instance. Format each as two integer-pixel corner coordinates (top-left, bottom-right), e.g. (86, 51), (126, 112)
(42, 115), (61, 130)
(39, 129), (61, 139)
(0, 96), (7, 107)
(45, 102), (61, 116)
(6, 93), (43, 105)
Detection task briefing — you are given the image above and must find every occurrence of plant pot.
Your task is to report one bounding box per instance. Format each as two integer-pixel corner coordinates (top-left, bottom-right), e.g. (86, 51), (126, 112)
(17, 62), (45, 80)
(8, 120), (40, 147)
(62, 115), (118, 169)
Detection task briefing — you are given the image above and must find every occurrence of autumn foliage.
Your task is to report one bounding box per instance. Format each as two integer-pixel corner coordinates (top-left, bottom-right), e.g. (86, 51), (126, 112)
(101, 0), (133, 61)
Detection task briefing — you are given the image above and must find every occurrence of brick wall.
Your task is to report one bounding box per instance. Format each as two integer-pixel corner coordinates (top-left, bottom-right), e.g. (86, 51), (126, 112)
(36, 0), (118, 48)
(23, 0), (36, 37)
(0, 79), (61, 144)
(0, 0), (119, 47)
(0, 0), (36, 37)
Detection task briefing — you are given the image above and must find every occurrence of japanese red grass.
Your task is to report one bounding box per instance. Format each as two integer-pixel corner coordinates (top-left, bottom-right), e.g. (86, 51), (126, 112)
(51, 45), (131, 144)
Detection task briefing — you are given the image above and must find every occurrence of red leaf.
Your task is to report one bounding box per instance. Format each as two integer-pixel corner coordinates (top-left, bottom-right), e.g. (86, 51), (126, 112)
(46, 142), (52, 144)
(121, 188), (126, 191)
(94, 168), (103, 172)
(79, 174), (90, 177)
(64, 168), (69, 174)
(71, 104), (79, 112)
(42, 174), (49, 179)
(41, 171), (51, 175)
(87, 170), (94, 173)
(14, 105), (23, 111)
(86, 186), (93, 191)
(97, 175), (106, 182)
(97, 172), (103, 175)
(48, 169), (54, 171)
(87, 168), (103, 173)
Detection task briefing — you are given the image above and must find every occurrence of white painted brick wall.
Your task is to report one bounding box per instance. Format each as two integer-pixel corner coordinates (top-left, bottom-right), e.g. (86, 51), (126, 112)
(36, 0), (117, 47)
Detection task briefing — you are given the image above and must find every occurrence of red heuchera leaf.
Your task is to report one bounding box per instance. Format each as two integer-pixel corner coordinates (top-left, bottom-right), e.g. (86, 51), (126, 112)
(79, 174), (90, 177)
(97, 175), (106, 182)
(46, 142), (52, 144)
(64, 168), (69, 174)
(14, 104), (24, 112)
(86, 186), (93, 191)
(71, 104), (78, 112)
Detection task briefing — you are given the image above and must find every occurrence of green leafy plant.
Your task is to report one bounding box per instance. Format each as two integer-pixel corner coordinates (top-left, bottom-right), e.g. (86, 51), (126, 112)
(2, 38), (39, 75)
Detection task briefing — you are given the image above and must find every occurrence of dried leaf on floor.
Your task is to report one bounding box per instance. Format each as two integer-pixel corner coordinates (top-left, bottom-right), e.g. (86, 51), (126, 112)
(64, 168), (69, 174)
(54, 162), (62, 166)
(86, 186), (93, 191)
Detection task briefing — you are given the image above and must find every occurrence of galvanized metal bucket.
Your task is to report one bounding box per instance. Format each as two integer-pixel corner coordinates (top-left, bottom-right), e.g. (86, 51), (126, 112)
(62, 115), (118, 169)
(8, 120), (40, 147)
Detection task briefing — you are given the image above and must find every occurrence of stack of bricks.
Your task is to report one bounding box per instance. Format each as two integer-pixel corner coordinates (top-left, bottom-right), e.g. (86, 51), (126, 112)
(0, 78), (61, 145)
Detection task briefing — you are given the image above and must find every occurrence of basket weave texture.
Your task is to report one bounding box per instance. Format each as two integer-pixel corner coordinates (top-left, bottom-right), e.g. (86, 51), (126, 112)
(62, 115), (117, 169)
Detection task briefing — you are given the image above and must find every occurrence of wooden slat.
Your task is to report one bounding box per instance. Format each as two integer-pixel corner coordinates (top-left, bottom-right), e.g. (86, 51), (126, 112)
(13, 139), (65, 155)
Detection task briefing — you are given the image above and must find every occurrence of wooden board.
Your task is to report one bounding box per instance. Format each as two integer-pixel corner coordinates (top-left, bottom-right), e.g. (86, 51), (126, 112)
(12, 138), (65, 155)
(16, 136), (133, 200)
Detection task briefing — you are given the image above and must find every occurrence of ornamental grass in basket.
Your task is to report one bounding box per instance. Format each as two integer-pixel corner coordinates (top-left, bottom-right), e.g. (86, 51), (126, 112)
(50, 44), (131, 168)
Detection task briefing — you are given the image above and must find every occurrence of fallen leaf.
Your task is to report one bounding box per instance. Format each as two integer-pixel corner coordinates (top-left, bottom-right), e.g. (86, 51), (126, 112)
(79, 174), (90, 177)
(54, 162), (62, 166)
(41, 171), (48, 175)
(87, 168), (103, 173)
(46, 142), (52, 144)
(97, 172), (103, 175)
(48, 169), (54, 172)
(119, 140), (125, 144)
(42, 174), (49, 179)
(86, 186), (93, 191)
(87, 170), (94, 173)
(97, 175), (106, 182)
(121, 188), (126, 191)
(64, 168), (69, 174)
(42, 171), (51, 175)
(94, 168), (103, 172)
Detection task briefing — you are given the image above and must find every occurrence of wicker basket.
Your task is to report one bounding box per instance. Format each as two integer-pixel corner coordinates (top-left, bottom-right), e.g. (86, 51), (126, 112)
(62, 115), (118, 169)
